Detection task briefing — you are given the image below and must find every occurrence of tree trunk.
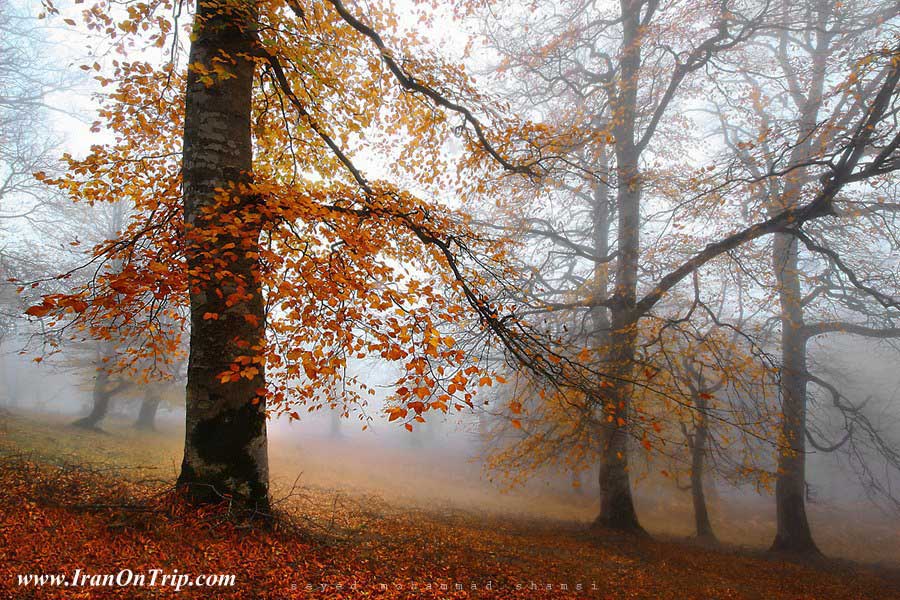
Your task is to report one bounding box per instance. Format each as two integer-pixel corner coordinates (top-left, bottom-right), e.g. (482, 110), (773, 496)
(73, 365), (112, 430)
(135, 386), (161, 431)
(593, 166), (642, 531)
(770, 233), (819, 555)
(176, 0), (270, 511)
(690, 468), (714, 541)
(593, 1), (644, 533)
(766, 6), (831, 557)
(690, 393), (715, 542)
(3, 351), (19, 408)
(593, 315), (642, 532)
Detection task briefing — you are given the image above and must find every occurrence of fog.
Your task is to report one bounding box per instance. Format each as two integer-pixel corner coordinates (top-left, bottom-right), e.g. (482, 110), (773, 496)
(3, 338), (899, 566)
(2, 0), (900, 587)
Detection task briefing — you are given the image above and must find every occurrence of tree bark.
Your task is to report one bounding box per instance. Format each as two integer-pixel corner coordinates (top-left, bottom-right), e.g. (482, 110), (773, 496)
(592, 157), (642, 531)
(135, 386), (162, 431)
(594, 313), (642, 532)
(176, 0), (270, 511)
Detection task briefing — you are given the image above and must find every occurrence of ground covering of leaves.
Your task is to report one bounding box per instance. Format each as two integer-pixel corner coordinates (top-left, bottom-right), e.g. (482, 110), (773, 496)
(1, 411), (898, 599)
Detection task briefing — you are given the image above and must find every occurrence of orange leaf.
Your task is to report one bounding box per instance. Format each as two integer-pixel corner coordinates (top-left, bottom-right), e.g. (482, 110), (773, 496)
(25, 304), (52, 318)
(387, 406), (407, 422)
(69, 300), (88, 313)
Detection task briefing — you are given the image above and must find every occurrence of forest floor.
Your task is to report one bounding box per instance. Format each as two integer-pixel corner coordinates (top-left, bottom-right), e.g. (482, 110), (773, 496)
(1, 409), (899, 599)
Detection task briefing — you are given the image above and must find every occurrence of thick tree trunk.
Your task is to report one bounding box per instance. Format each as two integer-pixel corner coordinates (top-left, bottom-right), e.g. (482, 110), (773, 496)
(587, 146), (628, 517)
(770, 234), (819, 555)
(593, 317), (642, 532)
(73, 366), (112, 430)
(176, 0), (270, 511)
(594, 160), (642, 532)
(135, 386), (162, 431)
(690, 470), (714, 541)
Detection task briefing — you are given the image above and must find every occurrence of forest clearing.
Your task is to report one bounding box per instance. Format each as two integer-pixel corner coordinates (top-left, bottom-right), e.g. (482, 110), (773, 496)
(2, 411), (899, 598)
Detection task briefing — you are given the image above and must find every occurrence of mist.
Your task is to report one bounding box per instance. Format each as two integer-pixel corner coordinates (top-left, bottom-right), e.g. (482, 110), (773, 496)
(2, 0), (900, 597)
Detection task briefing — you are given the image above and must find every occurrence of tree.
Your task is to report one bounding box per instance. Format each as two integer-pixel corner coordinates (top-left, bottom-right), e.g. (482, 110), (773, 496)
(710, 0), (900, 554)
(0, 2), (69, 228)
(472, 0), (900, 536)
(30, 0), (900, 525)
(0, 1), (83, 347)
(134, 383), (164, 430)
(657, 316), (777, 544)
(135, 350), (186, 431)
(34, 0), (541, 511)
(175, 0), (270, 508)
(472, 0), (773, 531)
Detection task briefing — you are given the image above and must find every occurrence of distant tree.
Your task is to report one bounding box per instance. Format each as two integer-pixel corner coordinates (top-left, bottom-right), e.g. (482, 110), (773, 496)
(71, 342), (133, 429)
(134, 383), (166, 431)
(0, 1), (79, 346)
(0, 1), (81, 232)
(711, 0), (900, 555)
(473, 0), (900, 538)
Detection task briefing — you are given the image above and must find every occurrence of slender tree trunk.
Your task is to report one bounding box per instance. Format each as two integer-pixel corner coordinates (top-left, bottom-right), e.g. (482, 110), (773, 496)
(690, 393), (715, 541)
(766, 5), (830, 556)
(703, 469), (719, 505)
(4, 350), (19, 408)
(176, 0), (270, 511)
(770, 233), (819, 555)
(135, 386), (162, 431)
(73, 366), (112, 430)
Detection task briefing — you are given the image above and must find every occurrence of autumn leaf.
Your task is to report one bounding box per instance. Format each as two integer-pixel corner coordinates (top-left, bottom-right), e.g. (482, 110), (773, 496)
(386, 407), (407, 422)
(24, 304), (53, 318)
